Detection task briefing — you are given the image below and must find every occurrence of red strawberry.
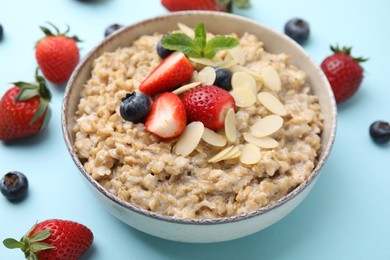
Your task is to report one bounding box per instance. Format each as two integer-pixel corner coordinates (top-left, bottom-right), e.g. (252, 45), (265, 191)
(139, 52), (194, 96)
(181, 85), (235, 130)
(321, 45), (368, 104)
(3, 219), (93, 260)
(0, 69), (51, 141)
(161, 0), (251, 12)
(35, 23), (81, 85)
(145, 92), (187, 139)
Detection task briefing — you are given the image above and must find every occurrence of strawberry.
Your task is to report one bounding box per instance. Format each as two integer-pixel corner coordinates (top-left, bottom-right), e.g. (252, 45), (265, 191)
(181, 85), (235, 130)
(3, 219), (93, 260)
(35, 23), (81, 85)
(139, 52), (194, 96)
(0, 69), (51, 141)
(320, 45), (368, 104)
(161, 0), (251, 12)
(145, 92), (187, 139)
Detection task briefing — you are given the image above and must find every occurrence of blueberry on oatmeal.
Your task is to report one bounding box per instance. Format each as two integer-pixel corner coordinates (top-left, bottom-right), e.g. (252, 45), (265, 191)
(120, 92), (152, 123)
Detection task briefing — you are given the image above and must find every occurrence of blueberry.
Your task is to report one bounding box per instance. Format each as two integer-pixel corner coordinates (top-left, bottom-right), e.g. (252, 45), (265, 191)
(104, 24), (123, 37)
(369, 120), (390, 144)
(0, 24), (3, 41)
(157, 35), (174, 59)
(0, 171), (29, 201)
(214, 67), (233, 91)
(120, 92), (152, 123)
(284, 18), (310, 44)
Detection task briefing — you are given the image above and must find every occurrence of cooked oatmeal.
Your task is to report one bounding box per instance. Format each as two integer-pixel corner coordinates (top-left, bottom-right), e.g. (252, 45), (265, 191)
(73, 29), (323, 219)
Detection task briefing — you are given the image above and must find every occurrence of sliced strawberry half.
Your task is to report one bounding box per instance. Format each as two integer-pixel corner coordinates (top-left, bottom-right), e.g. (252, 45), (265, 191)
(145, 92), (187, 139)
(139, 52), (194, 96)
(181, 85), (236, 130)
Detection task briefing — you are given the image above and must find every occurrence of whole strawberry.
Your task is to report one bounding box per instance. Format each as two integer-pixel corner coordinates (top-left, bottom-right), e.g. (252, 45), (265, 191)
(0, 69), (51, 141)
(3, 219), (93, 260)
(161, 0), (251, 12)
(181, 85), (235, 130)
(35, 23), (81, 85)
(321, 45), (368, 104)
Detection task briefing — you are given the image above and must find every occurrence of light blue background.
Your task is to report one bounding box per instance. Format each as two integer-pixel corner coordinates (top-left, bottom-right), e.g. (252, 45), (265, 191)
(1, 0), (390, 259)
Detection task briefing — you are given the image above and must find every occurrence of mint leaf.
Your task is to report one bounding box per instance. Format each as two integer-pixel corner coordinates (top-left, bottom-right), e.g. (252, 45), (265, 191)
(194, 23), (206, 50)
(161, 33), (202, 58)
(203, 36), (239, 59)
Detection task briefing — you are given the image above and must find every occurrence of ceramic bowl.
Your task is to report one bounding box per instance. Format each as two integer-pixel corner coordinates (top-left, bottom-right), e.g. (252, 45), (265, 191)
(62, 11), (337, 243)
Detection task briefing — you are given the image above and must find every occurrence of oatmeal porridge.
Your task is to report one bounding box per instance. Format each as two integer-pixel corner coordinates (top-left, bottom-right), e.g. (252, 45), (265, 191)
(73, 25), (323, 219)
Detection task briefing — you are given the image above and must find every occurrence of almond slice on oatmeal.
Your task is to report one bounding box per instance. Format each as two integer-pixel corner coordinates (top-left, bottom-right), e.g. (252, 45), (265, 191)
(228, 46), (246, 65)
(242, 132), (279, 149)
(230, 87), (256, 108)
(172, 82), (202, 95)
(221, 145), (241, 160)
(230, 65), (262, 81)
(250, 115), (284, 137)
(190, 57), (216, 67)
(208, 145), (234, 163)
(231, 71), (257, 94)
(202, 127), (227, 147)
(177, 23), (195, 38)
(240, 143), (261, 164)
(257, 92), (287, 116)
(224, 108), (237, 143)
(193, 66), (216, 85)
(174, 121), (204, 156)
(261, 66), (281, 92)
(217, 59), (239, 69)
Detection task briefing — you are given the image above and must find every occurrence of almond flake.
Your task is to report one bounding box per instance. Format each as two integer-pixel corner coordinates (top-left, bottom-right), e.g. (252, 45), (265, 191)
(250, 115), (284, 137)
(172, 82), (201, 95)
(174, 121), (204, 156)
(240, 143), (261, 164)
(230, 65), (262, 80)
(190, 57), (216, 67)
(177, 23), (194, 38)
(208, 145), (234, 163)
(261, 66), (281, 92)
(217, 59), (239, 69)
(228, 46), (246, 65)
(221, 145), (241, 160)
(193, 66), (216, 85)
(257, 92), (287, 116)
(231, 71), (257, 94)
(230, 87), (256, 108)
(224, 108), (237, 143)
(202, 127), (227, 147)
(242, 132), (279, 149)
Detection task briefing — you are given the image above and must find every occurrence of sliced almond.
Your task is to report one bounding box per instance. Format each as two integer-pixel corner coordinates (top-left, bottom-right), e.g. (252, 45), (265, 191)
(224, 108), (237, 143)
(240, 143), (261, 164)
(190, 57), (216, 67)
(230, 65), (262, 80)
(261, 66), (281, 92)
(228, 46), (245, 65)
(257, 92), (287, 116)
(250, 115), (284, 137)
(243, 132), (279, 149)
(202, 127), (227, 147)
(193, 66), (216, 85)
(172, 82), (201, 95)
(230, 87), (256, 108)
(208, 145), (234, 163)
(231, 71), (257, 94)
(222, 145), (241, 160)
(174, 121), (204, 156)
(217, 59), (239, 69)
(177, 23), (194, 38)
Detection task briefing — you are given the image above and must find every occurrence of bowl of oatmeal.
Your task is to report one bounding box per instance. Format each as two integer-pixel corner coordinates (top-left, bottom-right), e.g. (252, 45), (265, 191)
(62, 11), (337, 243)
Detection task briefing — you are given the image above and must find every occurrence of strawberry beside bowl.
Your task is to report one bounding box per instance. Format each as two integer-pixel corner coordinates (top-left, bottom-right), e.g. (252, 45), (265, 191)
(62, 11), (337, 243)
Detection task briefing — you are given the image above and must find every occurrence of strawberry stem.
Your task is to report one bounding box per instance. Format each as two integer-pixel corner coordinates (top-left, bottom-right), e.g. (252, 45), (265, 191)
(330, 44), (368, 63)
(39, 22), (82, 43)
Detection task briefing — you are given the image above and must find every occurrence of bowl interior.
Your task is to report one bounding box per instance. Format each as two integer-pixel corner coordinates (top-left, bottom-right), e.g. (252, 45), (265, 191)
(62, 11), (337, 223)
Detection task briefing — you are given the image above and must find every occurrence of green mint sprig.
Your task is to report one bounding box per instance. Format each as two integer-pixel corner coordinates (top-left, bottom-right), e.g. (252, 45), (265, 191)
(161, 23), (239, 59)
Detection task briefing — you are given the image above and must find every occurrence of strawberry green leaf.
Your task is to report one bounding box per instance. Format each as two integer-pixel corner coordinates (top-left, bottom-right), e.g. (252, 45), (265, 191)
(194, 23), (206, 50)
(161, 33), (201, 58)
(233, 0), (251, 8)
(3, 238), (23, 249)
(30, 242), (56, 253)
(40, 106), (52, 131)
(15, 88), (40, 102)
(27, 253), (38, 260)
(203, 36), (239, 59)
(31, 98), (49, 125)
(28, 230), (51, 243)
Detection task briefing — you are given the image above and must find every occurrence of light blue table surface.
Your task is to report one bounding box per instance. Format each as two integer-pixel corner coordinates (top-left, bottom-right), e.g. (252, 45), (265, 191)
(1, 0), (389, 259)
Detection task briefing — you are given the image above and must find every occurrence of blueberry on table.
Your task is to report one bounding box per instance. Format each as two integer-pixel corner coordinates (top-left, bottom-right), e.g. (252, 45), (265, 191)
(284, 18), (310, 44)
(0, 171), (28, 201)
(369, 120), (390, 144)
(0, 24), (3, 40)
(214, 67), (233, 91)
(157, 34), (174, 59)
(104, 24), (123, 37)
(120, 92), (152, 123)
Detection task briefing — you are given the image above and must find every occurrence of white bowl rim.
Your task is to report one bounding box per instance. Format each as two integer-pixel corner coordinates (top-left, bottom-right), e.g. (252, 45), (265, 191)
(62, 10), (337, 225)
